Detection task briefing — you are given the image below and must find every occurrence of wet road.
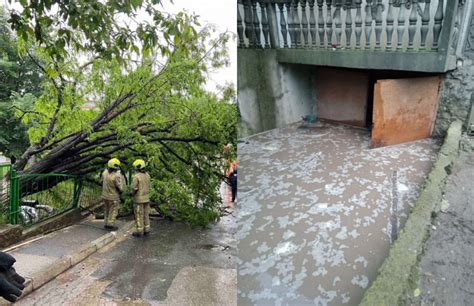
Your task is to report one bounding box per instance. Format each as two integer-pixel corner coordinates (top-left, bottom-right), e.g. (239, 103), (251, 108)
(237, 122), (439, 305)
(17, 211), (236, 305)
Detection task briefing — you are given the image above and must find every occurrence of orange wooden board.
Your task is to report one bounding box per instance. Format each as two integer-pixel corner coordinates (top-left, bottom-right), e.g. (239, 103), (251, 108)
(371, 76), (441, 148)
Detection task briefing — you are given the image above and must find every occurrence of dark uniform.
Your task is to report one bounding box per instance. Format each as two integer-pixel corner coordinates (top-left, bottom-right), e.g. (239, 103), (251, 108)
(230, 169), (237, 202)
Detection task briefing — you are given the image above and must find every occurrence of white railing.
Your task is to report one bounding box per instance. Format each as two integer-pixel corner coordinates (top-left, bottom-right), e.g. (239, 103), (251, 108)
(238, 0), (462, 53)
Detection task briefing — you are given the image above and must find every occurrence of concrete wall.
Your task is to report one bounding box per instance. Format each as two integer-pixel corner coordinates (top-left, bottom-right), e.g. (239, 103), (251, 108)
(237, 49), (315, 137)
(433, 58), (474, 138)
(315, 68), (369, 127)
(433, 5), (474, 137)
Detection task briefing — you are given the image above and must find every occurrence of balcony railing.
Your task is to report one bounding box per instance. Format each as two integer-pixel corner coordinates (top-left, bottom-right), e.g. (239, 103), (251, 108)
(237, 0), (464, 72)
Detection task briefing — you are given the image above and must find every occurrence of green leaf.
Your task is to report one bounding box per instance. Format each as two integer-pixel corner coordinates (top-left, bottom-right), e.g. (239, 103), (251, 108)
(414, 288), (421, 297)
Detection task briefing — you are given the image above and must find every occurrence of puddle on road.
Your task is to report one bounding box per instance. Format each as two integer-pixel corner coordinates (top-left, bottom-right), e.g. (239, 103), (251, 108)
(237, 122), (439, 305)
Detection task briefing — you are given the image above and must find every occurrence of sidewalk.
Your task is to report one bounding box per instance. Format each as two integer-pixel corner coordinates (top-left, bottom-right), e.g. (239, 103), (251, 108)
(407, 138), (474, 305)
(12, 210), (236, 305)
(1, 216), (134, 303)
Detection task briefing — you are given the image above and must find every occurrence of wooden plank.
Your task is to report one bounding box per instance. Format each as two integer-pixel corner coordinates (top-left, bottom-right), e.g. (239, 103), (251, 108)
(371, 76), (441, 148)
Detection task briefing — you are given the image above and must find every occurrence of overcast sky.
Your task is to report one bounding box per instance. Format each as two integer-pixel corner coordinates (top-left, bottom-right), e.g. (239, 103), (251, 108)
(161, 0), (237, 94)
(3, 0), (237, 95)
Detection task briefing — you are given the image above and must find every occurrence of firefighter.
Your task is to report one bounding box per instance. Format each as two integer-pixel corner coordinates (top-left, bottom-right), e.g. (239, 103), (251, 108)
(130, 159), (151, 237)
(101, 158), (124, 230)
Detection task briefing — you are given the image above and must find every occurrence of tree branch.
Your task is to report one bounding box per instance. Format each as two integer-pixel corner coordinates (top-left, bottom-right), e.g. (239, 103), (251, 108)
(9, 105), (50, 120)
(27, 51), (66, 147)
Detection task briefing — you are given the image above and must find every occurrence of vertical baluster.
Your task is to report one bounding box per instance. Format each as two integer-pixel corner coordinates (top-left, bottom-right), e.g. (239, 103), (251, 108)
(317, 0), (325, 47)
(354, 0), (363, 49)
(237, 0), (245, 47)
(265, 2), (280, 48)
(252, 0), (262, 48)
(450, 3), (462, 53)
(309, 0), (317, 47)
(407, 0), (418, 50)
(261, 2), (271, 48)
(396, 1), (406, 50)
(419, 0), (431, 50)
(293, 0), (302, 48)
(365, 0), (374, 49)
(344, 0), (353, 48)
(433, 0), (443, 50)
(287, 2), (296, 48)
(386, 0), (394, 50)
(244, 0), (254, 47)
(374, 0), (384, 50)
(279, 3), (289, 48)
(301, 0), (309, 47)
(326, 0), (334, 47)
(334, 0), (343, 48)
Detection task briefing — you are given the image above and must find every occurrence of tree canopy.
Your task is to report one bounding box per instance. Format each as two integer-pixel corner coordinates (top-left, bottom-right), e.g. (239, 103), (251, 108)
(0, 6), (43, 156)
(1, 1), (237, 226)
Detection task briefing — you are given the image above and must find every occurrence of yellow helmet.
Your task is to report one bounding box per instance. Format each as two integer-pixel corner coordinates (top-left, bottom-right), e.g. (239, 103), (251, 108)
(133, 159), (146, 169)
(107, 158), (121, 169)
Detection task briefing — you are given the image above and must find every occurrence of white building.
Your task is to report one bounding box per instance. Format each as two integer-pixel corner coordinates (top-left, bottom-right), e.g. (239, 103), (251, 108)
(0, 154), (8, 164)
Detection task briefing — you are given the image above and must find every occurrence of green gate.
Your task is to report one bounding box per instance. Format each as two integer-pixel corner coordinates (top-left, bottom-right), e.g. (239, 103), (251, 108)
(0, 163), (11, 224)
(1, 166), (104, 227)
(8, 172), (83, 226)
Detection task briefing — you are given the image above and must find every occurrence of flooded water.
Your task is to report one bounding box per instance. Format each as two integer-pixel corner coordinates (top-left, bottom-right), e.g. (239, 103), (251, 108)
(237, 122), (440, 305)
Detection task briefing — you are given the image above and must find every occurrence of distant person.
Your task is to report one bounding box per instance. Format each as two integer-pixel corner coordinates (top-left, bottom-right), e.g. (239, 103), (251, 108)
(101, 158), (124, 231)
(0, 252), (25, 303)
(229, 168), (237, 203)
(226, 159), (237, 177)
(130, 159), (151, 237)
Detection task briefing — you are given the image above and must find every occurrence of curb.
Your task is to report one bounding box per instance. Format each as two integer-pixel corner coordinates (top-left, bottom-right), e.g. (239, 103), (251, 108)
(17, 220), (135, 300)
(360, 120), (463, 306)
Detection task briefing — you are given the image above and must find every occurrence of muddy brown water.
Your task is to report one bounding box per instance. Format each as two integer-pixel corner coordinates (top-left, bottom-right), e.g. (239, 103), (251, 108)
(237, 122), (440, 305)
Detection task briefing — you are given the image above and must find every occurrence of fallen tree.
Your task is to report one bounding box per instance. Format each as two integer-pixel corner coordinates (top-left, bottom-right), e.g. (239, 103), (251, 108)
(4, 0), (237, 225)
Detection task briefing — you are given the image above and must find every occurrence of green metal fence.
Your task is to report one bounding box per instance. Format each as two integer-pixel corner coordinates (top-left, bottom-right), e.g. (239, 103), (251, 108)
(0, 163), (11, 225)
(9, 172), (81, 226)
(78, 180), (102, 209)
(0, 167), (103, 227)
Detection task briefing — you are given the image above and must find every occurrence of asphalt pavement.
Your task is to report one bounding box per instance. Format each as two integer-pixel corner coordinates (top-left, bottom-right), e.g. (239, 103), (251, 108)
(14, 212), (236, 305)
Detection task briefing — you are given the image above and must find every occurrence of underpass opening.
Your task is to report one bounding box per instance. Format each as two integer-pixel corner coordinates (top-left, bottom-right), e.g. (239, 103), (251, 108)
(313, 66), (442, 147)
